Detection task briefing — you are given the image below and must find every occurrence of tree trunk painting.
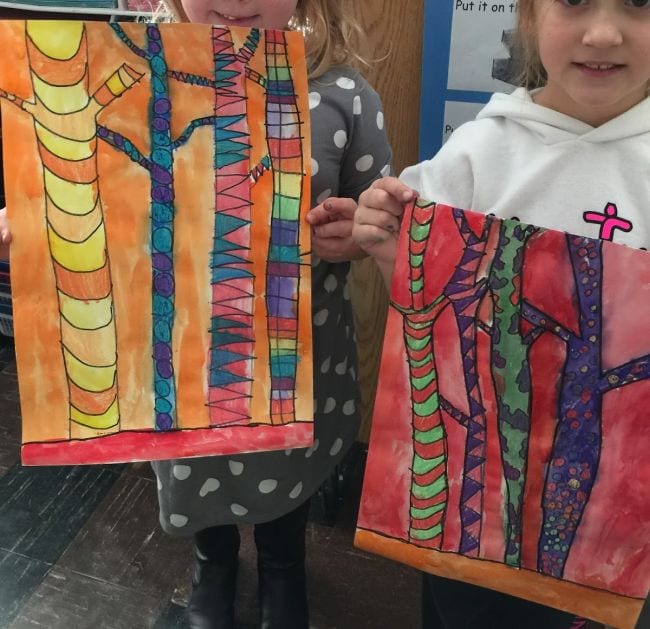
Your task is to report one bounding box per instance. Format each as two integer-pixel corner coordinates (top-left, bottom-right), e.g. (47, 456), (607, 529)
(357, 202), (650, 628)
(2, 21), (314, 465)
(522, 235), (650, 577)
(208, 27), (259, 425)
(489, 221), (539, 567)
(264, 30), (305, 425)
(0, 21), (141, 433)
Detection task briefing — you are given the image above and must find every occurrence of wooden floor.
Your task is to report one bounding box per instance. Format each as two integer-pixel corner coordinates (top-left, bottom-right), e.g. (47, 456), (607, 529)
(0, 336), (420, 629)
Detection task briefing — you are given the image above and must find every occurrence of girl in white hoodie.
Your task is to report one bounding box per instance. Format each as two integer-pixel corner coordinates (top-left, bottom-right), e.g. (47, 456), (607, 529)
(353, 0), (650, 627)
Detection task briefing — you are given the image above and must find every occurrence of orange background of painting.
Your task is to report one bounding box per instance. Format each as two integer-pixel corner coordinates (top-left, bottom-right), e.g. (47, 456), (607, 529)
(0, 21), (312, 445)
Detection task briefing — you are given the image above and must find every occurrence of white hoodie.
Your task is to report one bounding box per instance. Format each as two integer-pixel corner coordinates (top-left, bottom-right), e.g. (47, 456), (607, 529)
(401, 88), (650, 248)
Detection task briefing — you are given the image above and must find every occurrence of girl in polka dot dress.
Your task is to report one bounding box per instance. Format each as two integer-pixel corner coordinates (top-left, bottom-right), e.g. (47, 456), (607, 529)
(157, 1), (392, 627)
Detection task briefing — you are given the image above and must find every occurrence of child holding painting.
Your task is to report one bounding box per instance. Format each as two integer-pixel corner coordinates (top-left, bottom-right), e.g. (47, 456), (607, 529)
(0, 1), (391, 627)
(152, 1), (391, 628)
(354, 0), (649, 627)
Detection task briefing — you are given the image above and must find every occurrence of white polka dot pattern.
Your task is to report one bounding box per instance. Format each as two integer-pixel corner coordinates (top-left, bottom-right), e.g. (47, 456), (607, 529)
(258, 479), (278, 494)
(316, 189), (332, 204)
(311, 158), (319, 176)
(231, 503), (248, 516)
(333, 130), (347, 149)
(289, 482), (303, 499)
(314, 309), (329, 326)
(377, 111), (384, 129)
(336, 77), (355, 89)
(323, 397), (336, 413)
(324, 274), (338, 292)
(170, 514), (188, 527)
(309, 91), (321, 109)
(173, 464), (191, 480)
(330, 438), (344, 456)
(353, 95), (362, 115)
(356, 155), (374, 172)
(305, 438), (320, 458)
(343, 400), (356, 416)
(199, 478), (220, 497)
(320, 356), (331, 374)
(228, 460), (244, 476)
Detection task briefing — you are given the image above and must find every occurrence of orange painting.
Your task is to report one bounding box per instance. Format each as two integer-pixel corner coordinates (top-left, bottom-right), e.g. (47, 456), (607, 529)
(0, 20), (313, 465)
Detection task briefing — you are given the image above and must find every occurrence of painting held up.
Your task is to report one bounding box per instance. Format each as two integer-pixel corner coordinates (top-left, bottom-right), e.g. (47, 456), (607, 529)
(356, 199), (650, 628)
(0, 20), (313, 465)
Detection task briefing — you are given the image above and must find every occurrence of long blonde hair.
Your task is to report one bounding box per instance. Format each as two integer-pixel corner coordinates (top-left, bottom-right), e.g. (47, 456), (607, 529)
(515, 0), (547, 90)
(161, 0), (368, 78)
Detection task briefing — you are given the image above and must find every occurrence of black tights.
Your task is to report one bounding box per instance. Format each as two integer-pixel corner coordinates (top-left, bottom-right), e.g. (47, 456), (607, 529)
(422, 573), (576, 629)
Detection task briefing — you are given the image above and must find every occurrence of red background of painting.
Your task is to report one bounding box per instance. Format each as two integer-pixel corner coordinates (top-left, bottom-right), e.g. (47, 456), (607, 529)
(358, 204), (650, 598)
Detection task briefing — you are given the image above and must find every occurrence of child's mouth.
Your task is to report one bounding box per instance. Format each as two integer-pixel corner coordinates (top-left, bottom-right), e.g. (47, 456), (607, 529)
(214, 12), (260, 26)
(574, 62), (624, 77)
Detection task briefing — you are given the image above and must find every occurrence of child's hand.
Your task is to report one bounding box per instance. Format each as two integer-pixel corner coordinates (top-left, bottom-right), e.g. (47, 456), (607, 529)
(306, 197), (366, 263)
(353, 177), (415, 286)
(0, 207), (12, 261)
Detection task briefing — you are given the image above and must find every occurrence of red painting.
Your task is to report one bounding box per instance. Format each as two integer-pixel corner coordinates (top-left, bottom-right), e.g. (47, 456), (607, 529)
(356, 200), (650, 628)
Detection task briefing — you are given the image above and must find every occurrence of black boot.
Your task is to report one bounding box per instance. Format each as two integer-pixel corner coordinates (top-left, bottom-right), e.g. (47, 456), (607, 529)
(254, 500), (311, 629)
(186, 524), (240, 629)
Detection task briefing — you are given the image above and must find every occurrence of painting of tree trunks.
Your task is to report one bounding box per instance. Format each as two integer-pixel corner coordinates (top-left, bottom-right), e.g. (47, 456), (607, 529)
(356, 200), (650, 628)
(0, 20), (312, 465)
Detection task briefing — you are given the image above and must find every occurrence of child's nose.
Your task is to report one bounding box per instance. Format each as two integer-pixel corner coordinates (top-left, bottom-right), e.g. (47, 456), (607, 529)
(581, 11), (624, 48)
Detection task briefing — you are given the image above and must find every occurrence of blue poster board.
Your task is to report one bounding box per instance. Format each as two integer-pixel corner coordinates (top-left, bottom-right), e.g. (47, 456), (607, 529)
(419, 0), (517, 160)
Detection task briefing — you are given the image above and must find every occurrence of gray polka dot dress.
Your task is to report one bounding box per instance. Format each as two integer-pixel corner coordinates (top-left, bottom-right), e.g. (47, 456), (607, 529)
(152, 66), (392, 534)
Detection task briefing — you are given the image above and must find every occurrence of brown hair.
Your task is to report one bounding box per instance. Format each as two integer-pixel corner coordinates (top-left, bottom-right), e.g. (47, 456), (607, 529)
(515, 0), (547, 89)
(161, 0), (368, 78)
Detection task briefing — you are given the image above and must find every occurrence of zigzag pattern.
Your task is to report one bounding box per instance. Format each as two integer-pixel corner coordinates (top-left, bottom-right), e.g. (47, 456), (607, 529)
(208, 27), (259, 425)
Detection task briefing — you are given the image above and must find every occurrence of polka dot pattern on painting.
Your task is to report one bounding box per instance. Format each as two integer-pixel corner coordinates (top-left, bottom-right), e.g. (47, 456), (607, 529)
(309, 91), (321, 109)
(323, 397), (336, 414)
(377, 111), (384, 129)
(353, 95), (362, 115)
(343, 400), (356, 416)
(311, 158), (319, 176)
(289, 482), (303, 499)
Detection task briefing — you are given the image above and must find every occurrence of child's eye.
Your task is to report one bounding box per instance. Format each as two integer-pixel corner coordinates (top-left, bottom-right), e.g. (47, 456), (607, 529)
(559, 0), (587, 6)
(625, 0), (650, 7)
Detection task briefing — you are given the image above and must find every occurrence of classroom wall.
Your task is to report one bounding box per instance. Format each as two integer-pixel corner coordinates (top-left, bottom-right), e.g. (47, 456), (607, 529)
(351, 0), (424, 442)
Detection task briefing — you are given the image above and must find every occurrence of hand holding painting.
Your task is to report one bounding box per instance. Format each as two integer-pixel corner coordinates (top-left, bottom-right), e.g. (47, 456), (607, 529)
(306, 196), (368, 263)
(354, 0), (650, 627)
(0, 207), (10, 260)
(154, 1), (392, 628)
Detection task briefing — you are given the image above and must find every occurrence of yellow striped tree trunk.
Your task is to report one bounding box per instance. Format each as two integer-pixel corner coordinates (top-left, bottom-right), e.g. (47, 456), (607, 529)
(18, 21), (141, 433)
